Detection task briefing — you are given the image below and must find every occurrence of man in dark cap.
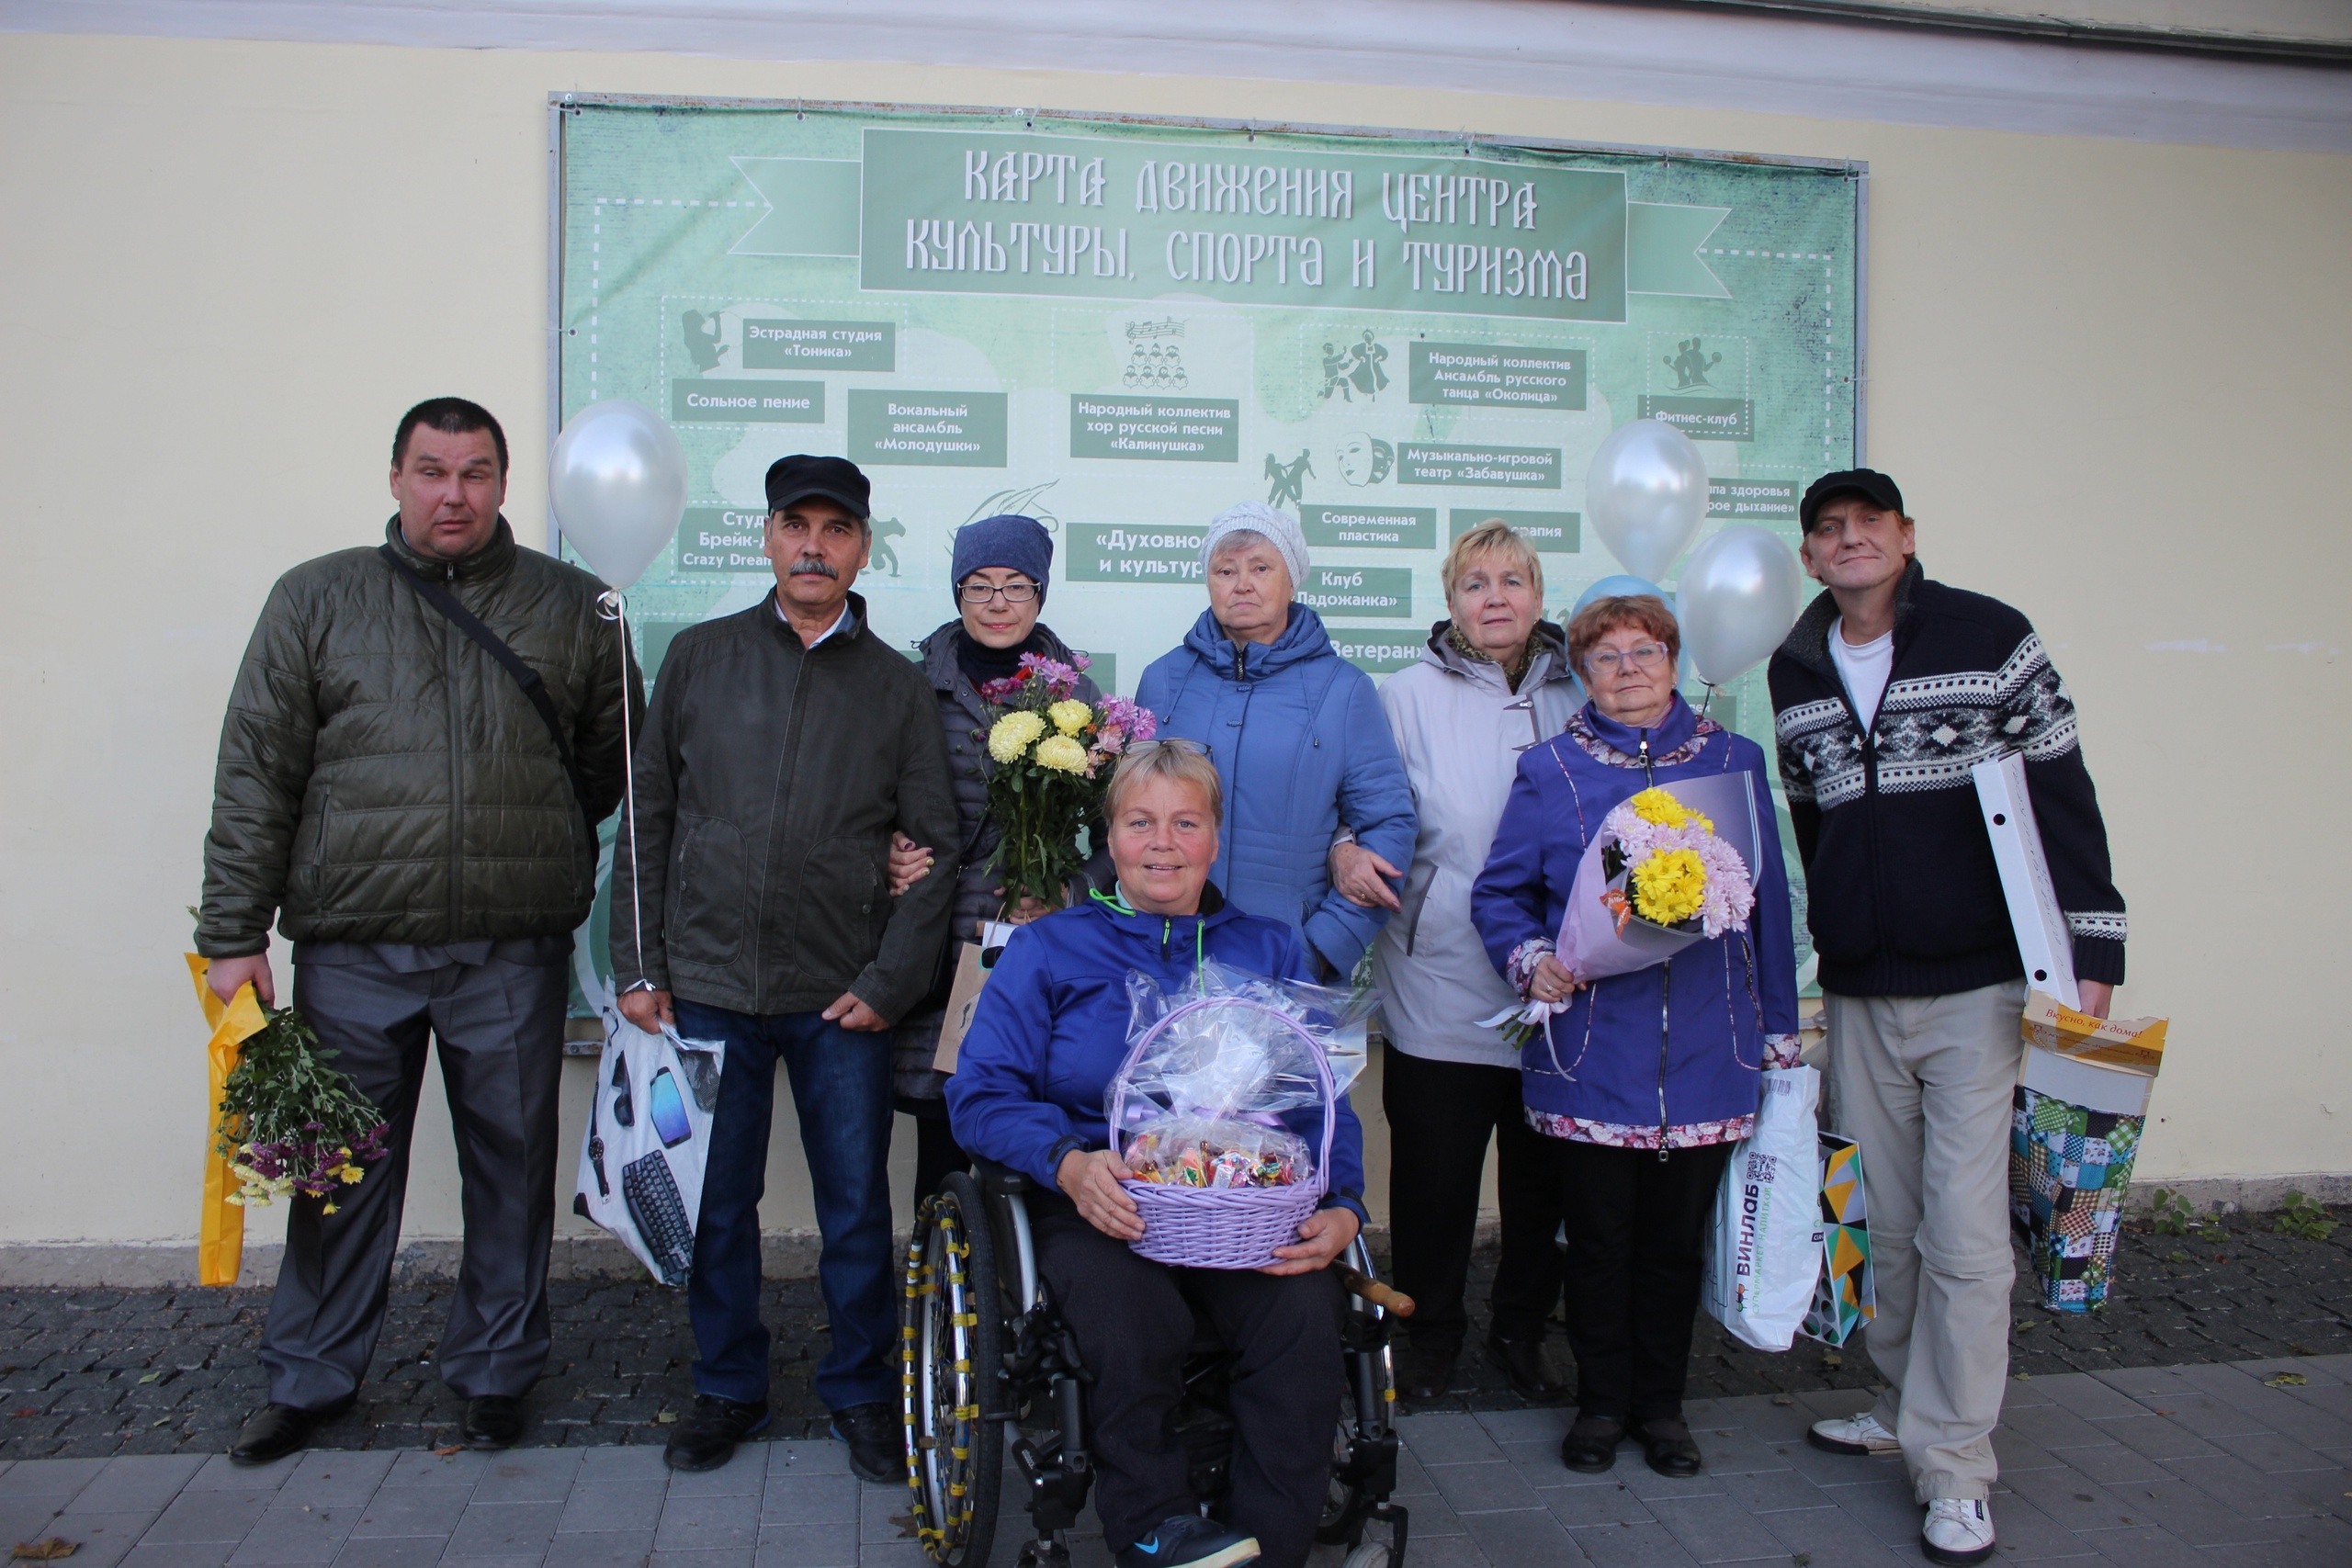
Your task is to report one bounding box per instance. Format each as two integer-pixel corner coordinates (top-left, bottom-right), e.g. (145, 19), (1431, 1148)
(613, 454), (959, 1478)
(1768, 469), (2127, 1567)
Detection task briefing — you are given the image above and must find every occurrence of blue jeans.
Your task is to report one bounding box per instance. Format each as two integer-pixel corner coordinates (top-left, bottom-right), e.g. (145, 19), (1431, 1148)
(673, 998), (896, 1412)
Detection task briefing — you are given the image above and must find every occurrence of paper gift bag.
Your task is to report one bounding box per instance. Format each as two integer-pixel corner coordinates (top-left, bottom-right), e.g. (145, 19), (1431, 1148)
(1802, 1132), (1876, 1346)
(185, 954), (268, 1288)
(2009, 990), (2167, 1313)
(932, 920), (1020, 1074)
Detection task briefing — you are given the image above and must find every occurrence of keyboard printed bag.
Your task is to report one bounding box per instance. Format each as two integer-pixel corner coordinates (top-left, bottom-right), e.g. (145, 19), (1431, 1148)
(573, 1013), (725, 1287)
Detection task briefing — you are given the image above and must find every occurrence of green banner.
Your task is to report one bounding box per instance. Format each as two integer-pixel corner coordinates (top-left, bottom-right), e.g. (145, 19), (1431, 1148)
(557, 99), (1860, 1007)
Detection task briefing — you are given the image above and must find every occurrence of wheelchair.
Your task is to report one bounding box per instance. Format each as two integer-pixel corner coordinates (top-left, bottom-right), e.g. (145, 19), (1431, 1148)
(900, 1161), (1411, 1568)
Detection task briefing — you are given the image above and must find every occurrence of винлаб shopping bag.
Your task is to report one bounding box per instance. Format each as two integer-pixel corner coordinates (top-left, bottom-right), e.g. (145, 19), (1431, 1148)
(573, 1010), (724, 1287)
(1803, 1132), (1877, 1346)
(1702, 1065), (1826, 1350)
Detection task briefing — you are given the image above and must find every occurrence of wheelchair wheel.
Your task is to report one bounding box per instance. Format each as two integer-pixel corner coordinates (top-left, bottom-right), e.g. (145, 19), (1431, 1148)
(901, 1172), (1004, 1568)
(1317, 1415), (1372, 1545)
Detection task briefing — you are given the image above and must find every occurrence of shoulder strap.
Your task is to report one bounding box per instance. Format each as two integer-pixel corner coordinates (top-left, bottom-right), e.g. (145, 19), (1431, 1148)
(379, 544), (594, 829)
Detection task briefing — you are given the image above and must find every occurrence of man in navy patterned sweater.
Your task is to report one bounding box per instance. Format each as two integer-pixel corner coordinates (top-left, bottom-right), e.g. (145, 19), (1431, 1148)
(1768, 469), (2126, 1568)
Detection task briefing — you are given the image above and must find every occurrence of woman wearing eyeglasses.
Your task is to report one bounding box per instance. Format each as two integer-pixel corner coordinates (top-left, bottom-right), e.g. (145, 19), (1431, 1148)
(1470, 594), (1800, 1480)
(887, 513), (1101, 1212)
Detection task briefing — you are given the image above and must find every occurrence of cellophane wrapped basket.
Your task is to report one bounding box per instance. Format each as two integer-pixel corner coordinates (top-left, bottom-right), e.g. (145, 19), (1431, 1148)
(1107, 960), (1370, 1269)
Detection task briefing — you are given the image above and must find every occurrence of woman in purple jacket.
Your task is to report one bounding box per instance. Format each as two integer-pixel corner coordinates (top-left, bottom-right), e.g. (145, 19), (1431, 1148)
(1472, 595), (1800, 1480)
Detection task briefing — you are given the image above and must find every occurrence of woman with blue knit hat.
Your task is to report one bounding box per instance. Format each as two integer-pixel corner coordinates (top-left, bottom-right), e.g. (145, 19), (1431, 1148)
(1134, 502), (1416, 980)
(887, 513), (1100, 1212)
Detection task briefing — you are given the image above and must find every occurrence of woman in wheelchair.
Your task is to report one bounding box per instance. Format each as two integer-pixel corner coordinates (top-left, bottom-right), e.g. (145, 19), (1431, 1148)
(945, 739), (1370, 1568)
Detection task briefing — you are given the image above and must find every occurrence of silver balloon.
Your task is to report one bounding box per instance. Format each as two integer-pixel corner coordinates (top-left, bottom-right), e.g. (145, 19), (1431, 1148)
(1584, 419), (1709, 581)
(548, 400), (688, 592)
(1675, 525), (1805, 685)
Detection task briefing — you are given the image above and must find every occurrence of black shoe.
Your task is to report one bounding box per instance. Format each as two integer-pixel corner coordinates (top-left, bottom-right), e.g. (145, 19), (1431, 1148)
(1483, 1330), (1566, 1401)
(1394, 1339), (1458, 1402)
(461, 1394), (526, 1450)
(229, 1398), (351, 1465)
(664, 1393), (771, 1472)
(1559, 1415), (1623, 1473)
(1630, 1416), (1703, 1478)
(830, 1399), (901, 1484)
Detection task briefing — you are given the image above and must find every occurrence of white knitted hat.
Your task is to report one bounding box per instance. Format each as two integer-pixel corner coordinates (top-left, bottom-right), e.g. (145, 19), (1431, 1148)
(1200, 501), (1310, 588)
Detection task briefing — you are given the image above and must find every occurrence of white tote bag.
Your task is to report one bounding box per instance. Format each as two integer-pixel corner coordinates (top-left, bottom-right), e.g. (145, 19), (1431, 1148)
(1702, 1065), (1826, 1351)
(573, 1010), (725, 1287)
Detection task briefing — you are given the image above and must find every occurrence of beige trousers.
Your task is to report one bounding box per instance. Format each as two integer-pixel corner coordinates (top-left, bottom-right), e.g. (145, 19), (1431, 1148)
(1825, 978), (2026, 1504)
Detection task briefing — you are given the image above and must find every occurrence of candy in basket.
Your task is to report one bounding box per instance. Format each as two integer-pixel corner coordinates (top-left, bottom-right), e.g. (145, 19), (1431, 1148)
(1106, 959), (1371, 1269)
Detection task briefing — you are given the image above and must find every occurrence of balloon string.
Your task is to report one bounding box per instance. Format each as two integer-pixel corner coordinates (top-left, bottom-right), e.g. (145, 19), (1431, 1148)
(610, 592), (646, 992)
(1699, 682), (1716, 718)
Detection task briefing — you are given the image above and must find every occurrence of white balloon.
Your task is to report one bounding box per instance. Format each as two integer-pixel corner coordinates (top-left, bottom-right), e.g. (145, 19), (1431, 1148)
(548, 400), (688, 592)
(1675, 525), (1806, 686)
(1584, 419), (1709, 581)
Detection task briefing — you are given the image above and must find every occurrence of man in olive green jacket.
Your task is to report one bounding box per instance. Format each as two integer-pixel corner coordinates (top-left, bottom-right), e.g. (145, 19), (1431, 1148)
(197, 398), (639, 1463)
(613, 454), (958, 1479)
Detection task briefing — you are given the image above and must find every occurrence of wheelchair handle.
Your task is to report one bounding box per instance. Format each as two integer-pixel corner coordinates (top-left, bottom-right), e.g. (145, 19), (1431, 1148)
(1335, 1265), (1414, 1317)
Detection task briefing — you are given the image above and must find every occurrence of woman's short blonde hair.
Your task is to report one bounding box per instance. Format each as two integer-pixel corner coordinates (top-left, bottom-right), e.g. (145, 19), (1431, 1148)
(1442, 520), (1544, 603)
(1104, 740), (1224, 827)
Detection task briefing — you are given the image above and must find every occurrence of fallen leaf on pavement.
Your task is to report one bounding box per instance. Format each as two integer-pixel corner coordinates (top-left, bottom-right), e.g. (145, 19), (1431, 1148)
(11, 1539), (78, 1561)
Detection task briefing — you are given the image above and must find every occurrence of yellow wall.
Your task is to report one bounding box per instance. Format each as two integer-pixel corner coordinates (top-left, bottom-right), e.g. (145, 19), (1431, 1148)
(2, 31), (2346, 1262)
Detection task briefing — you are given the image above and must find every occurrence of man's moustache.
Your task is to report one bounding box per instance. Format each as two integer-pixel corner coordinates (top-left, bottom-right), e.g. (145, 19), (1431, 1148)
(788, 558), (840, 579)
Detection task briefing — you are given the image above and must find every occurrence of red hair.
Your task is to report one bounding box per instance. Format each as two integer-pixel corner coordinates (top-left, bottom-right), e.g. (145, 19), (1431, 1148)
(1565, 594), (1679, 677)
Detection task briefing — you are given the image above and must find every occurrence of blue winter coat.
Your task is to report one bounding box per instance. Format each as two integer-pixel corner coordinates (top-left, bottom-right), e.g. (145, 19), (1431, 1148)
(944, 885), (1369, 1225)
(1470, 695), (1801, 1146)
(1135, 604), (1417, 976)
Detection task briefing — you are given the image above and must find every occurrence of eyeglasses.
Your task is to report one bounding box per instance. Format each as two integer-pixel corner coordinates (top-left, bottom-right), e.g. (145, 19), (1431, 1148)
(958, 580), (1039, 604)
(1586, 642), (1671, 673)
(1123, 738), (1209, 758)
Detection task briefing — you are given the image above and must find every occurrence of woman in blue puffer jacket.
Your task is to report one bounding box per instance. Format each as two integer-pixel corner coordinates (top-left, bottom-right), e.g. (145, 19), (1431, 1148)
(1135, 502), (1417, 979)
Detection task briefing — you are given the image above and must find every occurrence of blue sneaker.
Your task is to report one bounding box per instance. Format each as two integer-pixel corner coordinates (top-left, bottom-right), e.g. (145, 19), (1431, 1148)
(1115, 1513), (1261, 1568)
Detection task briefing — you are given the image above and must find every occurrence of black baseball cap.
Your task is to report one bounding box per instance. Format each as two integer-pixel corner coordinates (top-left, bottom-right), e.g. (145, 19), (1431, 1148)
(764, 454), (871, 520)
(1800, 468), (1905, 528)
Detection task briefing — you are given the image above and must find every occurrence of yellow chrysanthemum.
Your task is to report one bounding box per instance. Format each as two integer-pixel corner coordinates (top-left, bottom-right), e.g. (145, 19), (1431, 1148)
(1048, 698), (1092, 736)
(988, 710), (1047, 762)
(1035, 734), (1089, 773)
(1630, 847), (1707, 926)
(1628, 787), (1713, 834)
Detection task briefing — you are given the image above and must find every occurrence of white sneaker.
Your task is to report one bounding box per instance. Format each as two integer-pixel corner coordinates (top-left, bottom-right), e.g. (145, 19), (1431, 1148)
(1921, 1498), (1996, 1565)
(1805, 1411), (1899, 1456)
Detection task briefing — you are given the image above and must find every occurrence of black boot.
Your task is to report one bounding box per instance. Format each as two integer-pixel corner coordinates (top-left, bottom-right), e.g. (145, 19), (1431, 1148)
(1630, 1416), (1703, 1478)
(831, 1399), (902, 1484)
(1559, 1415), (1623, 1474)
(664, 1394), (771, 1472)
(1394, 1338), (1458, 1402)
(461, 1394), (526, 1450)
(1482, 1329), (1566, 1401)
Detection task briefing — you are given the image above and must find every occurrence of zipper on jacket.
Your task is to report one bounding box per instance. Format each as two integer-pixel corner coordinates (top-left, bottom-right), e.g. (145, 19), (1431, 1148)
(443, 558), (465, 934)
(1638, 729), (1655, 787)
(1656, 958), (1673, 1162)
(758, 644), (818, 1012)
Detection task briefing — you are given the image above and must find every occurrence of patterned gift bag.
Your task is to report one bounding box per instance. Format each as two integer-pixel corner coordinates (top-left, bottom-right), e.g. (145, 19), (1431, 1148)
(2009, 1085), (2145, 1312)
(1802, 1133), (1876, 1346)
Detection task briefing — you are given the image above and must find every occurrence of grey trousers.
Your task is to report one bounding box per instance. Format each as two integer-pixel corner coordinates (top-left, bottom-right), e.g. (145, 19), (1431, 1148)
(1826, 978), (2027, 1504)
(261, 944), (570, 1410)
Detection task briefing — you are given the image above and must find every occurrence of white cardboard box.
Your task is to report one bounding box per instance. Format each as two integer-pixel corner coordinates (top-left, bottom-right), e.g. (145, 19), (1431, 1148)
(1972, 752), (2079, 1010)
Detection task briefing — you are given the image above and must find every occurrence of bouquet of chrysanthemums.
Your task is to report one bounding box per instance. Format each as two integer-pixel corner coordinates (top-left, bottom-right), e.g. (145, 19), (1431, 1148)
(1486, 774), (1762, 1047)
(978, 651), (1157, 912)
(216, 1006), (390, 1212)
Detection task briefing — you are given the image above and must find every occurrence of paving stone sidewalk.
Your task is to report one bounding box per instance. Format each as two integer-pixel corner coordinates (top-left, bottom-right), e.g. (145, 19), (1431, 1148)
(6, 1208), (2346, 1460)
(1, 1354), (2348, 1567)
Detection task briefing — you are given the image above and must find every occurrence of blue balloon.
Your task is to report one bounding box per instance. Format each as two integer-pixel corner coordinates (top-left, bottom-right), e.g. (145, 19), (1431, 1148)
(1569, 574), (1671, 621)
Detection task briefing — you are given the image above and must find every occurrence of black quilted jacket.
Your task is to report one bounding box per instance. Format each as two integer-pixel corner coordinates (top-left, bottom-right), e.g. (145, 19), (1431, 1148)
(197, 518), (639, 956)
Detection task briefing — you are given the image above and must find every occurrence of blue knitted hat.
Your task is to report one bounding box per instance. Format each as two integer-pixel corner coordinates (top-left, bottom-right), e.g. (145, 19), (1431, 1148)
(951, 513), (1053, 606)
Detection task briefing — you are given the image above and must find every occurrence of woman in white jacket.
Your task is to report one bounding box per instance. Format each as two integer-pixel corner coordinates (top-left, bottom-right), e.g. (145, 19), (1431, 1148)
(1335, 520), (1584, 1402)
